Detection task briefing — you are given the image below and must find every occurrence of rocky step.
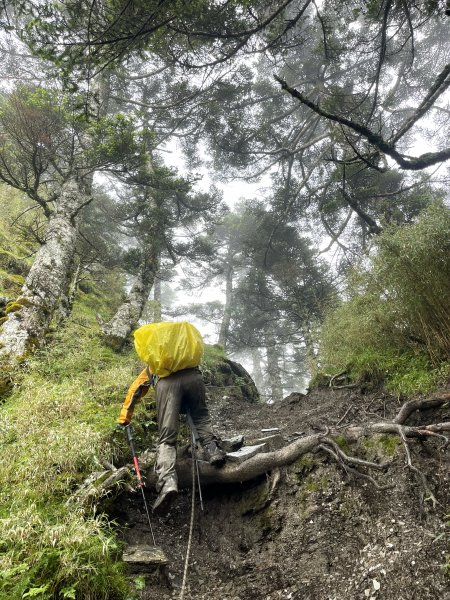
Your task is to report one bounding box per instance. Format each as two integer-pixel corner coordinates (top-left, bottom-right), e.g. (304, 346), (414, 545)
(123, 544), (169, 574)
(226, 443), (269, 463)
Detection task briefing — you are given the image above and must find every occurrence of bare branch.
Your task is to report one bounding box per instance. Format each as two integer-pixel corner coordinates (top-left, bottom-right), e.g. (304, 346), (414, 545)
(274, 76), (450, 170)
(340, 188), (383, 235)
(392, 63), (450, 143)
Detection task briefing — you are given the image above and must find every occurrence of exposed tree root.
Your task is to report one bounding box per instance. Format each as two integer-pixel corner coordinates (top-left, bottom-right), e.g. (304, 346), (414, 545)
(393, 392), (450, 424)
(70, 392), (449, 506)
(317, 444), (393, 491)
(396, 424), (439, 508)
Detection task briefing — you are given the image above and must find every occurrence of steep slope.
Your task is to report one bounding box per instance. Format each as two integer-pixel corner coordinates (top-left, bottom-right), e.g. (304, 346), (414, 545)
(112, 383), (450, 600)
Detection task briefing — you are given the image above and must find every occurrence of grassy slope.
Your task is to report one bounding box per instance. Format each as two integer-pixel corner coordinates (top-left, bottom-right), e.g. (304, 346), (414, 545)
(0, 294), (147, 600)
(319, 204), (450, 396)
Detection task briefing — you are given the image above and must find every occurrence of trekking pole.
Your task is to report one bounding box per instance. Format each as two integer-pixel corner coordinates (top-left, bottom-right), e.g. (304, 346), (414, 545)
(186, 413), (204, 511)
(125, 425), (157, 546)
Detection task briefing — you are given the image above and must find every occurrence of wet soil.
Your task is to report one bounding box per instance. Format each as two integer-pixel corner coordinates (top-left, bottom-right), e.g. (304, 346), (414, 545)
(112, 383), (450, 600)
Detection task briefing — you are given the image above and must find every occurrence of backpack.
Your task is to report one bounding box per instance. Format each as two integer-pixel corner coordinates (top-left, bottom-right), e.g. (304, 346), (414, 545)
(133, 321), (204, 378)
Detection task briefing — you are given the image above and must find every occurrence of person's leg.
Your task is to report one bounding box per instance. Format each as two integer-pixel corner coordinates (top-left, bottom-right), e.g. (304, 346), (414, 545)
(182, 369), (225, 465)
(182, 370), (215, 443)
(155, 375), (182, 493)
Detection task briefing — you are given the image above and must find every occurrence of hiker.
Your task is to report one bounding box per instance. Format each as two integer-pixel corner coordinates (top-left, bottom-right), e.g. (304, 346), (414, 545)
(117, 322), (225, 514)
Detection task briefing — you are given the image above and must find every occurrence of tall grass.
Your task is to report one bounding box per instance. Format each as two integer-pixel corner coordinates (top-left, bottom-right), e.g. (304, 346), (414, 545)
(320, 203), (450, 395)
(0, 303), (154, 600)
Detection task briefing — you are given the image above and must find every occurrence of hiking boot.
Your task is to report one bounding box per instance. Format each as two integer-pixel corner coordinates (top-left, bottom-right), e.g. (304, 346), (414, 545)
(152, 479), (178, 515)
(203, 440), (226, 467)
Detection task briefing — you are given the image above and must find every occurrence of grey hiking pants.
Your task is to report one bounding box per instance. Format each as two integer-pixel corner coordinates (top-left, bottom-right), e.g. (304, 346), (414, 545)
(155, 367), (215, 491)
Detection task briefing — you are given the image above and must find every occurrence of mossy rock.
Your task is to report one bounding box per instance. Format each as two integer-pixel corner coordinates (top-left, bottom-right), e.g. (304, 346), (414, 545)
(202, 346), (260, 404)
(209, 361), (259, 402)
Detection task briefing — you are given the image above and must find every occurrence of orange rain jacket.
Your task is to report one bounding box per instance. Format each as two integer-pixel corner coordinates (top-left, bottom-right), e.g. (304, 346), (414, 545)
(117, 367), (153, 425)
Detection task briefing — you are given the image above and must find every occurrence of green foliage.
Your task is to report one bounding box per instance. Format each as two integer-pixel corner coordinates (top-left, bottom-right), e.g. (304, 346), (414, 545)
(0, 85), (146, 204)
(0, 86), (72, 194)
(83, 114), (145, 171)
(0, 281), (243, 598)
(320, 204), (450, 395)
(131, 576), (146, 592)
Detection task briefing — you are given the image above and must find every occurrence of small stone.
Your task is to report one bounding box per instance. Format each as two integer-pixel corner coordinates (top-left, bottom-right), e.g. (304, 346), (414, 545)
(364, 589), (370, 597)
(373, 579), (380, 591)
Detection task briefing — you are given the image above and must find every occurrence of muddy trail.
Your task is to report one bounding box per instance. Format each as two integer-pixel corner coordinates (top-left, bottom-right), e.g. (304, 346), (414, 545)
(110, 382), (450, 600)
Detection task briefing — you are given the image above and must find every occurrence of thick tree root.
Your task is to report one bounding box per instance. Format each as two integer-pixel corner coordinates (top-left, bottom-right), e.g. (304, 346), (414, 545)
(70, 392), (449, 506)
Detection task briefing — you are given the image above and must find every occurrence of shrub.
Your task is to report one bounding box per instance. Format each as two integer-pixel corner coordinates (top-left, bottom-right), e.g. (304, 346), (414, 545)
(320, 203), (450, 395)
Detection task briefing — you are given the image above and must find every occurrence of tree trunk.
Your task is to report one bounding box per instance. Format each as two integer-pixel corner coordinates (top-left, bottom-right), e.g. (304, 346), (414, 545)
(250, 347), (265, 392)
(100, 245), (158, 349)
(303, 324), (319, 374)
(153, 270), (162, 322)
(218, 259), (233, 350)
(56, 257), (81, 324)
(0, 178), (86, 360)
(266, 340), (283, 402)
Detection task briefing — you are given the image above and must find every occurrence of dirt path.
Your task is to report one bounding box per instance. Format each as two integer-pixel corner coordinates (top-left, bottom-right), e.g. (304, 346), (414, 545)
(112, 384), (450, 600)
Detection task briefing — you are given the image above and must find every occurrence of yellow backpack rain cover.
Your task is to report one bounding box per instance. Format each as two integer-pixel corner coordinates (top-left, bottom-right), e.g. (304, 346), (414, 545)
(133, 321), (204, 378)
